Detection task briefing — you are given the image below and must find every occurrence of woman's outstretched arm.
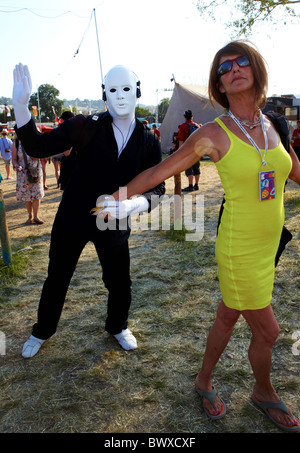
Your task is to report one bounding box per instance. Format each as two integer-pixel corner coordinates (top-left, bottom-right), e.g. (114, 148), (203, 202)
(115, 128), (216, 201)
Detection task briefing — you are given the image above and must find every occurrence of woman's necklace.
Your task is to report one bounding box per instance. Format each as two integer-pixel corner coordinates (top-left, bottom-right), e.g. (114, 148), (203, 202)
(227, 109), (276, 201)
(227, 109), (268, 165)
(225, 108), (261, 129)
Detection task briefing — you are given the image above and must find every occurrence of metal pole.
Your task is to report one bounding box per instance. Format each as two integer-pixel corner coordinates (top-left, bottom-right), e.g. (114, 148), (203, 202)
(93, 8), (104, 86)
(0, 189), (12, 266)
(37, 85), (42, 125)
(156, 89), (159, 124)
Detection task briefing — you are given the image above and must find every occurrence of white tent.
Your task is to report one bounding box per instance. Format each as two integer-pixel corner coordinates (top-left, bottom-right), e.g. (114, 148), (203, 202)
(160, 83), (223, 153)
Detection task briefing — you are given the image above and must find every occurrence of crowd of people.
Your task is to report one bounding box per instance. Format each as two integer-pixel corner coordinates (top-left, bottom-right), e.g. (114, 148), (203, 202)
(0, 116), (164, 231)
(1, 38), (299, 433)
(0, 112), (81, 224)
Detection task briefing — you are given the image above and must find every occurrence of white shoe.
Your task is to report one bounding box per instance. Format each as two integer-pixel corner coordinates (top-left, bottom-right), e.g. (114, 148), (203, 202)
(22, 335), (46, 358)
(113, 329), (137, 350)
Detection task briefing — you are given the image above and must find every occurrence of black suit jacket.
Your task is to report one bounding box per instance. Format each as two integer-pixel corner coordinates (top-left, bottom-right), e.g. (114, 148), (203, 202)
(16, 113), (165, 242)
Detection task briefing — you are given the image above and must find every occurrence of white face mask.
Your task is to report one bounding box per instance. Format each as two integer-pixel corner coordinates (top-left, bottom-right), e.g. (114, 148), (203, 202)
(104, 66), (138, 119)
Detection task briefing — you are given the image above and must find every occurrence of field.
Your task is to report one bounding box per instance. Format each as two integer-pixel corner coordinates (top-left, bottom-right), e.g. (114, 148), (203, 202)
(0, 158), (299, 434)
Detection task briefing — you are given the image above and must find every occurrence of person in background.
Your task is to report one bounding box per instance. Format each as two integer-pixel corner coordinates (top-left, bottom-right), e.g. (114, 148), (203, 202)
(291, 119), (300, 160)
(11, 137), (44, 224)
(38, 126), (51, 190)
(40, 158), (48, 190)
(178, 110), (200, 192)
(0, 129), (13, 179)
(52, 155), (62, 188)
(169, 127), (180, 155)
(152, 124), (161, 141)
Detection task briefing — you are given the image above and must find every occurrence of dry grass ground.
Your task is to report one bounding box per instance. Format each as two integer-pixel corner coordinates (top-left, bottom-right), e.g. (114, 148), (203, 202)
(0, 158), (299, 434)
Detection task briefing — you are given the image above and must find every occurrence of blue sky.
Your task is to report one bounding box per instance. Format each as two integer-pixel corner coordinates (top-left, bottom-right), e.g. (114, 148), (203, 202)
(1, 0), (299, 106)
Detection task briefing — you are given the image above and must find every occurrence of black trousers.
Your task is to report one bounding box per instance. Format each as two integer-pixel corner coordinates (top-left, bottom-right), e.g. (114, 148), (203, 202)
(185, 160), (200, 177)
(32, 220), (132, 339)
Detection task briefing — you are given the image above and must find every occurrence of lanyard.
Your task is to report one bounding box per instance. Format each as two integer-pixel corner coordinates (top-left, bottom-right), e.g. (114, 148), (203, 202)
(227, 110), (268, 166)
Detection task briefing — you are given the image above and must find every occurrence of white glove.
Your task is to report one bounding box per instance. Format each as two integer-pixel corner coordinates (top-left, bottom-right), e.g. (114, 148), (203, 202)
(100, 197), (149, 220)
(13, 63), (32, 127)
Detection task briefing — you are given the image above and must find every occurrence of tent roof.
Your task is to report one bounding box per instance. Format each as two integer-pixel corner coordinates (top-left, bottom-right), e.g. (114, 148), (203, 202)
(160, 83), (223, 153)
(179, 84), (210, 98)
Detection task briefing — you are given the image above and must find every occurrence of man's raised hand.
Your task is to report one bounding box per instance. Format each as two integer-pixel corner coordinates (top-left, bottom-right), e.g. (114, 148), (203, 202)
(13, 63), (33, 127)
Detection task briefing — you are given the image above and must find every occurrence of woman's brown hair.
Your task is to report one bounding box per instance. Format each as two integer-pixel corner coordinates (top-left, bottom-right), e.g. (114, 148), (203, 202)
(208, 40), (268, 110)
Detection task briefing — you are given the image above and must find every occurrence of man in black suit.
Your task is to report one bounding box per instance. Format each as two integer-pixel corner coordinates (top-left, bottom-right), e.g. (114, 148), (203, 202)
(13, 64), (165, 357)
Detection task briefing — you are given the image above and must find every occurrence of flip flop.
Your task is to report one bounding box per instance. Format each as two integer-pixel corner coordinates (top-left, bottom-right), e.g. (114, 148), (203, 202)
(251, 394), (300, 432)
(196, 387), (226, 420)
(25, 219), (33, 225)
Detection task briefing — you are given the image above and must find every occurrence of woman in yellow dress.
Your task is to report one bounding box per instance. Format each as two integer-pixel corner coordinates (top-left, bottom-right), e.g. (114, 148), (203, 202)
(97, 40), (300, 431)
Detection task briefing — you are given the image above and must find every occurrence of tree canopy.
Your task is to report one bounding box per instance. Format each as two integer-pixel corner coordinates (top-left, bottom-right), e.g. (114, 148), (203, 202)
(196, 0), (300, 35)
(157, 98), (170, 123)
(136, 98), (171, 124)
(29, 84), (64, 122)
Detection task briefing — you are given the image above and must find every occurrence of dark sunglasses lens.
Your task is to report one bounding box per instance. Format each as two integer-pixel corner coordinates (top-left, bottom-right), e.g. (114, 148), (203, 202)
(237, 56), (250, 66)
(217, 61), (232, 77)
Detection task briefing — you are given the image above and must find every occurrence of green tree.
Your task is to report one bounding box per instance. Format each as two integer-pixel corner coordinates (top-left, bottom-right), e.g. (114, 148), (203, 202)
(135, 106), (152, 119)
(29, 84), (64, 122)
(157, 98), (170, 123)
(196, 0), (300, 35)
(0, 96), (12, 105)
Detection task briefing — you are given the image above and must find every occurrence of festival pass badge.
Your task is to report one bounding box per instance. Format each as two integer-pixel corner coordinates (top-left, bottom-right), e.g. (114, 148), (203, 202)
(259, 170), (275, 201)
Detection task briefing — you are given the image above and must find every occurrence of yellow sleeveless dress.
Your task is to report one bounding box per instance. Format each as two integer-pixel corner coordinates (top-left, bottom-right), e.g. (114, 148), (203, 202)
(215, 118), (292, 310)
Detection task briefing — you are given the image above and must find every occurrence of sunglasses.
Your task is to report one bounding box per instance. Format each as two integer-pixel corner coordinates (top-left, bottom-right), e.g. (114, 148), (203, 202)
(217, 56), (250, 78)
